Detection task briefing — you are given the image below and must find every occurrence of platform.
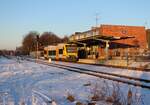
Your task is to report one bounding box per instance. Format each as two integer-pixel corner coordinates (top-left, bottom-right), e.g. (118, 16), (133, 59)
(78, 59), (150, 70)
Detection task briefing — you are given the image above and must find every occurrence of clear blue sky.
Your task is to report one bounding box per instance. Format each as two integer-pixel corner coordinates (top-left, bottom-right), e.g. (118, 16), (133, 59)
(0, 0), (149, 50)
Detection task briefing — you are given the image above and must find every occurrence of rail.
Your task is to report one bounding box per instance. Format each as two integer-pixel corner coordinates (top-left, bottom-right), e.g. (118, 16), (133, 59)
(26, 58), (150, 90)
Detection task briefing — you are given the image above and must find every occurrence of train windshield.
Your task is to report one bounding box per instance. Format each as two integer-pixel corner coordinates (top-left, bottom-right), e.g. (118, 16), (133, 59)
(66, 45), (77, 53)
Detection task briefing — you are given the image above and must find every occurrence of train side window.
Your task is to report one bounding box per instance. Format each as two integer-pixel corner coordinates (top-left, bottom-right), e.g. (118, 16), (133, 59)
(59, 49), (63, 54)
(49, 50), (56, 55)
(48, 51), (52, 55)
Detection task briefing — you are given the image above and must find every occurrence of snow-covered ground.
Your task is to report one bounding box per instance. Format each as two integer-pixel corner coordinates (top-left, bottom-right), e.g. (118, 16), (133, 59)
(0, 57), (150, 105)
(53, 61), (150, 80)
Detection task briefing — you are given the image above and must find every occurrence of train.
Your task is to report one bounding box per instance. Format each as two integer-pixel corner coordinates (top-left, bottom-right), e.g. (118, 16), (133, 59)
(44, 43), (78, 62)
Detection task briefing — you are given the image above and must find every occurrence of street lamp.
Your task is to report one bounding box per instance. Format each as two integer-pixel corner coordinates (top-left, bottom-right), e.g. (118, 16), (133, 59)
(105, 41), (109, 61)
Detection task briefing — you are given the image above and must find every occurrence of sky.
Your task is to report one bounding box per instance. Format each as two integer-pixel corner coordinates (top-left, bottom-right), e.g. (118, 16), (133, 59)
(0, 0), (150, 50)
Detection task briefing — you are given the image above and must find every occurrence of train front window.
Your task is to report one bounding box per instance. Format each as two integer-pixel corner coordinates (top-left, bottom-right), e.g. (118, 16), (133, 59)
(48, 50), (56, 55)
(66, 45), (77, 53)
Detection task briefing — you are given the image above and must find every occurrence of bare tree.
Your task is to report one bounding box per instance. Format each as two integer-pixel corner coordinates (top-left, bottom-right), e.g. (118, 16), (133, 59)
(39, 32), (61, 46)
(21, 31), (69, 55)
(61, 35), (69, 43)
(22, 31), (39, 55)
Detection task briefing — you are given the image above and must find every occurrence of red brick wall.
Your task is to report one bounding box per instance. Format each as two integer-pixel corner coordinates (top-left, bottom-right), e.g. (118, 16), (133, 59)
(146, 29), (150, 49)
(100, 25), (147, 49)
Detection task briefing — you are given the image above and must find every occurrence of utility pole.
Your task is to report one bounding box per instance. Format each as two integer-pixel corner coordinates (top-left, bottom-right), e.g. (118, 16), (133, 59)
(145, 21), (148, 29)
(95, 13), (99, 27)
(93, 13), (99, 60)
(36, 35), (39, 63)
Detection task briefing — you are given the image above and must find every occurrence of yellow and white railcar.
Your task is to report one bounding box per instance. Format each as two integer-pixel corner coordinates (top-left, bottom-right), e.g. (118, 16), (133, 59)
(44, 43), (78, 62)
(44, 45), (56, 60)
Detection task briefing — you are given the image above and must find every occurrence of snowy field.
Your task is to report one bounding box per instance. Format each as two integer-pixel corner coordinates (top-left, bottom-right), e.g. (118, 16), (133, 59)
(0, 56), (150, 105)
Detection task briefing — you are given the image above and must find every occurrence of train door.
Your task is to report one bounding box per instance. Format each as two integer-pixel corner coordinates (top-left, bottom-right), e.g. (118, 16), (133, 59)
(56, 47), (59, 60)
(78, 47), (87, 59)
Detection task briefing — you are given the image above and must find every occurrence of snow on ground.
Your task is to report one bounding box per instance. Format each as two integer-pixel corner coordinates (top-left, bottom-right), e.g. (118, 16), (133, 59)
(53, 61), (150, 80)
(0, 57), (150, 105)
(129, 61), (150, 68)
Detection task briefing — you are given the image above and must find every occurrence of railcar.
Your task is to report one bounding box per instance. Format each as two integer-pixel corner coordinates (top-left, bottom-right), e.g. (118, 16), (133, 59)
(44, 43), (78, 62)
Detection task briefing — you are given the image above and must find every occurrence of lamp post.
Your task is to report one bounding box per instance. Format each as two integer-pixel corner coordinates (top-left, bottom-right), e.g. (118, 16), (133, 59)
(105, 41), (109, 61)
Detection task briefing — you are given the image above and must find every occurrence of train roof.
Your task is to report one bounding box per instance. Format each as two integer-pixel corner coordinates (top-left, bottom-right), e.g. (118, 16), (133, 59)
(44, 45), (56, 50)
(44, 43), (77, 50)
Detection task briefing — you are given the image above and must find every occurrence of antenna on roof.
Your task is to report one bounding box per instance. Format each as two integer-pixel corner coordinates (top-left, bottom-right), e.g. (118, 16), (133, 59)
(145, 21), (148, 29)
(95, 12), (99, 27)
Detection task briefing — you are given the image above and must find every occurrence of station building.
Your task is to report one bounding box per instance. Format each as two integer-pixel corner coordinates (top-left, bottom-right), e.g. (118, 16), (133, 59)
(69, 24), (148, 60)
(146, 29), (150, 49)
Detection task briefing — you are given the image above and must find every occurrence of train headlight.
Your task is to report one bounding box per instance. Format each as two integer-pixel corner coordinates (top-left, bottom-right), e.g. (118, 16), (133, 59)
(48, 58), (52, 63)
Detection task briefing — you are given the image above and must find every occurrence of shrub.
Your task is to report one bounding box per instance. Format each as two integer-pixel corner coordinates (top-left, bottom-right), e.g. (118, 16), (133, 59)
(66, 93), (75, 102)
(90, 80), (110, 101)
(87, 102), (96, 105)
(76, 101), (84, 105)
(90, 80), (145, 105)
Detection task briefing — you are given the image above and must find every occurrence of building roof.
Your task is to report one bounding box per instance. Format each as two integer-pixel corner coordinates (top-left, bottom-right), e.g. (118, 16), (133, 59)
(69, 35), (135, 48)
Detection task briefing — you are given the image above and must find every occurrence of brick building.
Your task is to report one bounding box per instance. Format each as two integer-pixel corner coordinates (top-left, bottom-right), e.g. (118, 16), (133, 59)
(100, 25), (147, 58)
(101, 25), (147, 49)
(146, 29), (150, 49)
(69, 24), (148, 59)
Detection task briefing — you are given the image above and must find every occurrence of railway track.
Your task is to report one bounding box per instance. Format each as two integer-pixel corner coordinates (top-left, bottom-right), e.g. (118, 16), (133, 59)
(27, 58), (150, 90)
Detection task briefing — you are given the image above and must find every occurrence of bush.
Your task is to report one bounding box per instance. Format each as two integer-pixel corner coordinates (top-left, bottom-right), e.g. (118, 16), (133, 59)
(76, 101), (84, 105)
(90, 80), (145, 105)
(66, 93), (75, 102)
(90, 80), (110, 101)
(106, 96), (113, 102)
(87, 102), (96, 105)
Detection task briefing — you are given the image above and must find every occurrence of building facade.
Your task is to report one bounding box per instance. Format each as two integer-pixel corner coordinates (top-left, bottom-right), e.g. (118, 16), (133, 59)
(69, 24), (148, 59)
(146, 29), (150, 49)
(101, 25), (147, 49)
